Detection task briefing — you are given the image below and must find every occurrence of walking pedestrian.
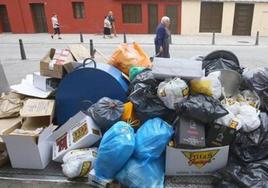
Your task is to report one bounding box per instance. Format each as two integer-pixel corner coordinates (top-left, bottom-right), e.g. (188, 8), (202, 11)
(154, 16), (171, 58)
(108, 11), (117, 37)
(51, 14), (62, 39)
(103, 16), (112, 38)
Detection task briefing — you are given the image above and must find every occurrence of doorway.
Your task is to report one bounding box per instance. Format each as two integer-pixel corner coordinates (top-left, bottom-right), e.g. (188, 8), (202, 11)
(0, 5), (11, 32)
(30, 3), (48, 33)
(166, 5), (178, 34)
(148, 4), (158, 34)
(232, 4), (254, 36)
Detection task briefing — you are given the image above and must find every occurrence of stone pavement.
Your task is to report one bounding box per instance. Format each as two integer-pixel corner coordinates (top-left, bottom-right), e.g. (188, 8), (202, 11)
(0, 33), (268, 84)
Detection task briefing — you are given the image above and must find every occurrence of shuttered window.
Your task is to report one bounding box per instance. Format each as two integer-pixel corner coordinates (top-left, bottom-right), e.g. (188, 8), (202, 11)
(199, 2), (223, 33)
(72, 2), (85, 19)
(122, 4), (142, 23)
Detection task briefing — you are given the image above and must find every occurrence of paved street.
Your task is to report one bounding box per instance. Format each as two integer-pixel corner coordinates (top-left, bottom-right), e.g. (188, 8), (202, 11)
(1, 33), (268, 84)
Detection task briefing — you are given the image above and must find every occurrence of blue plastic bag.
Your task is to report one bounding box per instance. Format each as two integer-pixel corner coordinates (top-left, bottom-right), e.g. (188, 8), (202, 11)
(134, 117), (174, 160)
(94, 121), (135, 180)
(116, 156), (165, 188)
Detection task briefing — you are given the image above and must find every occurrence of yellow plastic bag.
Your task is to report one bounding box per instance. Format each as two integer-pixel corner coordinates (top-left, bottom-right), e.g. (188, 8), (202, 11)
(108, 42), (152, 75)
(190, 79), (213, 96)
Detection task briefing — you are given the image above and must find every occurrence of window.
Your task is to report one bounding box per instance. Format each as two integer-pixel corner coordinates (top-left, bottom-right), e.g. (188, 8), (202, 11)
(122, 4), (142, 23)
(72, 2), (85, 19)
(199, 2), (223, 33)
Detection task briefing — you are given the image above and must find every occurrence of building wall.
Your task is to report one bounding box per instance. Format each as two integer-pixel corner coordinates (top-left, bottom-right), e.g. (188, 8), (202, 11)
(181, 0), (268, 36)
(252, 3), (268, 36)
(0, 0), (182, 34)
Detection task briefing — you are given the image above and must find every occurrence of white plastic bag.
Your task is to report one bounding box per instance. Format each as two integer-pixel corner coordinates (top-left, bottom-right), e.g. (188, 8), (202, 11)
(215, 107), (242, 130)
(62, 148), (97, 179)
(237, 104), (261, 132)
(190, 71), (222, 99)
(157, 78), (189, 110)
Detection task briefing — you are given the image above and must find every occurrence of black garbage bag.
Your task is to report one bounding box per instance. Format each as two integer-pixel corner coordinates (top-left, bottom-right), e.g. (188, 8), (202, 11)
(231, 112), (268, 162)
(128, 69), (158, 93)
(86, 97), (124, 133)
(241, 68), (268, 112)
(129, 83), (170, 121)
(175, 94), (228, 124)
(214, 156), (268, 188)
(202, 58), (243, 76)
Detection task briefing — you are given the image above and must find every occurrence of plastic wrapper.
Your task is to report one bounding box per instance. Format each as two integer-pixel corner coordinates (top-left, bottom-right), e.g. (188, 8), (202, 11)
(87, 97), (124, 133)
(116, 156), (165, 188)
(94, 121), (135, 181)
(157, 78), (189, 110)
(62, 148), (97, 178)
(134, 118), (174, 160)
(175, 94), (228, 124)
(190, 71), (222, 99)
(129, 67), (145, 81)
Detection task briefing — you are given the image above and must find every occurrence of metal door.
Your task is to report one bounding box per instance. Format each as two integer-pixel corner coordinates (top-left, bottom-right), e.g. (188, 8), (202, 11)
(148, 4), (158, 34)
(233, 4), (254, 36)
(0, 5), (11, 32)
(30, 3), (48, 33)
(166, 5), (178, 34)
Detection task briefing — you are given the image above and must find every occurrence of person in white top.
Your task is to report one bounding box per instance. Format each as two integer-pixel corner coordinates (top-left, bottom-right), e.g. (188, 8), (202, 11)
(103, 16), (112, 38)
(51, 14), (62, 39)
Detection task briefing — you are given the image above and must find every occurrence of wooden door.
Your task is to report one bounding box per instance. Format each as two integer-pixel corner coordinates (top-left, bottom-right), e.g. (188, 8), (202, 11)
(148, 4), (158, 34)
(166, 5), (178, 34)
(0, 5), (11, 32)
(199, 2), (223, 33)
(30, 4), (48, 33)
(233, 4), (254, 36)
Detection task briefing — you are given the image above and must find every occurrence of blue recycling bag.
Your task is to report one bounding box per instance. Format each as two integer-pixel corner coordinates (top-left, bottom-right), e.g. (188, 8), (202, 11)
(94, 121), (135, 180)
(116, 156), (165, 188)
(134, 117), (174, 160)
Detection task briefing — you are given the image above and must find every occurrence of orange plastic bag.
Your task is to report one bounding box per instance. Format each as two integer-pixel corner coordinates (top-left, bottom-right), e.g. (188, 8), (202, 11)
(108, 42), (152, 75)
(121, 102), (140, 127)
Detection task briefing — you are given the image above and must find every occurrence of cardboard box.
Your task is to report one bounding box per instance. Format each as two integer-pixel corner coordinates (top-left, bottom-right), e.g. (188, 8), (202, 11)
(1, 99), (55, 169)
(50, 111), (102, 162)
(0, 117), (22, 151)
(165, 145), (229, 176)
(174, 118), (206, 148)
(207, 124), (236, 147)
(40, 48), (74, 79)
(40, 45), (91, 79)
(33, 72), (60, 92)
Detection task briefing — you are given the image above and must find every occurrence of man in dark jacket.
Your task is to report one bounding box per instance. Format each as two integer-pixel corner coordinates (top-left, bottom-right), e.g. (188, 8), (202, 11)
(154, 16), (171, 58)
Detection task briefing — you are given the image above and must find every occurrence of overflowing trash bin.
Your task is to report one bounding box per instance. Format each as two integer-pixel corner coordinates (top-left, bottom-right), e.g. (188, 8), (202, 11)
(0, 44), (268, 187)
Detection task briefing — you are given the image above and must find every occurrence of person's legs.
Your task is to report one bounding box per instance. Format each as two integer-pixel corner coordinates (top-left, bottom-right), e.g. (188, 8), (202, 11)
(57, 28), (62, 39)
(51, 28), (57, 39)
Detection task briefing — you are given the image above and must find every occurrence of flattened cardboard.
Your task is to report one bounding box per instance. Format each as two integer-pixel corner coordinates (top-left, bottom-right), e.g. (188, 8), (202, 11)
(0, 63), (10, 94)
(20, 99), (55, 117)
(152, 58), (203, 80)
(0, 117), (22, 151)
(68, 45), (91, 62)
(50, 111), (102, 162)
(165, 146), (229, 176)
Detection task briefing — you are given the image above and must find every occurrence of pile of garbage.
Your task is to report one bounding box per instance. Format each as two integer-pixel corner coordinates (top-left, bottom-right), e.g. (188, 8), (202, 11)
(0, 43), (268, 187)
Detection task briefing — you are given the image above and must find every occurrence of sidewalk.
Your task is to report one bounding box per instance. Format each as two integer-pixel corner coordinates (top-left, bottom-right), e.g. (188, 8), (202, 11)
(1, 33), (268, 85)
(1, 33), (268, 46)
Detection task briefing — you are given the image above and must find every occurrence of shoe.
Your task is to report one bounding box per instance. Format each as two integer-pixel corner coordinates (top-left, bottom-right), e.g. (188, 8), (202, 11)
(51, 35), (54, 39)
(58, 37), (62, 39)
